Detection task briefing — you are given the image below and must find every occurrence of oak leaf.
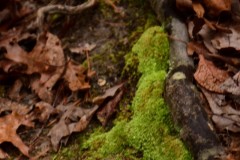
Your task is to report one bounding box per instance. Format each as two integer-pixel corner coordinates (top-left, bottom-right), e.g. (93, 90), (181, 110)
(194, 54), (229, 93)
(0, 112), (34, 157)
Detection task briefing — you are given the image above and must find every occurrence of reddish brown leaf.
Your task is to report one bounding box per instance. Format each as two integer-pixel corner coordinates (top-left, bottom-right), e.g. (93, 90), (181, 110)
(0, 112), (34, 157)
(203, 0), (231, 17)
(97, 90), (123, 126)
(194, 54), (229, 93)
(192, 1), (205, 18)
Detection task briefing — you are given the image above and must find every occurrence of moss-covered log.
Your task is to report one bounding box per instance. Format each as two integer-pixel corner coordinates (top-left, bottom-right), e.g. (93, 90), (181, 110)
(148, 0), (226, 159)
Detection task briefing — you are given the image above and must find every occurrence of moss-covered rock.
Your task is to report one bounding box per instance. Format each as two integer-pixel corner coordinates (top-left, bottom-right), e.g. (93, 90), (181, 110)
(79, 26), (192, 160)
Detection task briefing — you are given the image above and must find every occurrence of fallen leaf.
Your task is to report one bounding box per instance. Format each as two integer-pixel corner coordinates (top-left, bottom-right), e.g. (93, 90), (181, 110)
(0, 112), (34, 157)
(97, 90), (123, 126)
(92, 83), (124, 105)
(220, 72), (240, 95)
(194, 54), (229, 93)
(212, 115), (240, 132)
(48, 104), (98, 151)
(176, 0), (192, 11)
(202, 88), (240, 115)
(0, 98), (31, 115)
(34, 101), (56, 122)
(198, 24), (218, 54)
(8, 79), (23, 101)
(211, 27), (240, 51)
(63, 60), (90, 91)
(192, 1), (205, 18)
(0, 31), (65, 103)
(203, 0), (231, 17)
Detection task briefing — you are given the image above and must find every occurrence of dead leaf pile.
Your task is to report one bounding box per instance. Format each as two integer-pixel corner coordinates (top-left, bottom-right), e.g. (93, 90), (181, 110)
(0, 0), (125, 158)
(177, 0), (240, 158)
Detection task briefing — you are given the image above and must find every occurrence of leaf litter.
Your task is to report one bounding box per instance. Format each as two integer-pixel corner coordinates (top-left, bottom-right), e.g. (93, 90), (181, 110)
(0, 0), (126, 158)
(176, 0), (240, 158)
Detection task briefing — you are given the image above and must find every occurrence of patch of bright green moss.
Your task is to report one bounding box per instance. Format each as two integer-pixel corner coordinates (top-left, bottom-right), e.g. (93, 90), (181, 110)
(79, 26), (192, 160)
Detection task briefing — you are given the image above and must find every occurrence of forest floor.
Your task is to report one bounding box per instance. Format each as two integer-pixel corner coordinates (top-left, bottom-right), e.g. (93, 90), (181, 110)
(0, 0), (191, 159)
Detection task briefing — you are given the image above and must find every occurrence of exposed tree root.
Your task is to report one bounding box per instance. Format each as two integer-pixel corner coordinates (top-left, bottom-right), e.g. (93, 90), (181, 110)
(29, 0), (97, 32)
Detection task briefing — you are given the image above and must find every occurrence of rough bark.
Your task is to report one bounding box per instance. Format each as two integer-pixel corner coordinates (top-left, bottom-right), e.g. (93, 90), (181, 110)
(148, 0), (225, 159)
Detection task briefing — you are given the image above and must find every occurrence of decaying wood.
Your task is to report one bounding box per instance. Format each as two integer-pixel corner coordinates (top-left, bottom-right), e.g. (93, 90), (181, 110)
(148, 0), (226, 159)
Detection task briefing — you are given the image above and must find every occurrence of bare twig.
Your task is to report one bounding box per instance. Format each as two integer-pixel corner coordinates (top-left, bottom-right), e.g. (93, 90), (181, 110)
(29, 0), (97, 31)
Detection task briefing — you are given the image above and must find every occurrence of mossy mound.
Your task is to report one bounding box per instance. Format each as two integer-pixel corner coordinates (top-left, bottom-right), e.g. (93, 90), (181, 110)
(79, 26), (192, 160)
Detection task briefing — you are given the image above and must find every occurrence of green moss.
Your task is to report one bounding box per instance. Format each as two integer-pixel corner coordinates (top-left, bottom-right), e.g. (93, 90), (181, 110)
(133, 26), (169, 73)
(79, 26), (192, 160)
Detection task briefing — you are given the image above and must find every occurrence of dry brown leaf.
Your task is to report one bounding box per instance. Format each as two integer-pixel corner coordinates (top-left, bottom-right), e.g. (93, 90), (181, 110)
(211, 27), (240, 51)
(202, 88), (240, 115)
(48, 104), (98, 151)
(201, 89), (224, 115)
(198, 24), (218, 54)
(202, 89), (240, 132)
(220, 72), (240, 95)
(192, 1), (205, 18)
(194, 54), (229, 93)
(203, 0), (231, 17)
(34, 101), (56, 122)
(176, 0), (192, 11)
(97, 90), (123, 126)
(0, 31), (65, 103)
(92, 83), (124, 105)
(63, 60), (90, 91)
(0, 98), (31, 115)
(212, 115), (240, 132)
(0, 112), (34, 157)
(8, 79), (23, 101)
